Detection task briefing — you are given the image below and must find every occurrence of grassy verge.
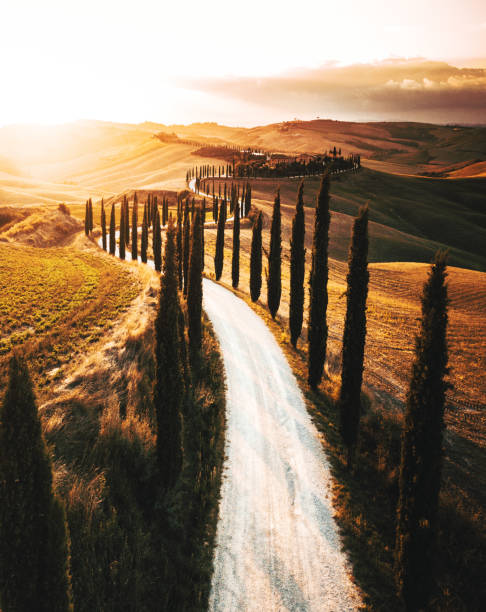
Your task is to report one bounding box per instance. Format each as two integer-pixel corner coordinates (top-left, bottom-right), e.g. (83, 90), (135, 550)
(214, 279), (485, 611)
(42, 300), (225, 611)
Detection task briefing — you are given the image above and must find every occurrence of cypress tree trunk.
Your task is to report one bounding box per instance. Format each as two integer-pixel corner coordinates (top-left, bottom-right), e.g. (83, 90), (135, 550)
(308, 173), (331, 388)
(101, 198), (107, 251)
(176, 208), (183, 290)
(109, 204), (116, 255)
(267, 190), (282, 319)
(214, 197), (226, 281)
(183, 205), (191, 296)
(119, 203), (126, 260)
(154, 218), (184, 490)
(289, 181), (306, 347)
(0, 353), (72, 612)
(338, 204), (369, 463)
(187, 208), (203, 363)
(141, 203), (148, 264)
(232, 198), (240, 288)
(153, 209), (162, 272)
(395, 252), (449, 612)
(250, 210), (263, 302)
(131, 194), (138, 261)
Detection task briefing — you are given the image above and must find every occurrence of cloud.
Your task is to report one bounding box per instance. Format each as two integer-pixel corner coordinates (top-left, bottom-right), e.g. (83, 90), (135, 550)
(179, 58), (486, 123)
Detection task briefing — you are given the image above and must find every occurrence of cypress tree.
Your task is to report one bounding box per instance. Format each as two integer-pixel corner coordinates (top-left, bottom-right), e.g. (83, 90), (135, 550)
(153, 208), (162, 272)
(0, 353), (72, 612)
(289, 181), (306, 347)
(395, 252), (449, 612)
(308, 172), (331, 388)
(88, 198), (93, 232)
(141, 203), (148, 264)
(232, 197), (240, 288)
(250, 210), (262, 302)
(131, 194), (138, 261)
(119, 203), (126, 260)
(176, 207), (183, 289)
(101, 198), (107, 251)
(267, 190), (282, 319)
(153, 218), (184, 490)
(183, 203), (191, 296)
(109, 203), (116, 255)
(124, 196), (130, 246)
(201, 199), (206, 270)
(84, 201), (89, 236)
(338, 204), (369, 463)
(214, 196), (226, 281)
(187, 208), (203, 363)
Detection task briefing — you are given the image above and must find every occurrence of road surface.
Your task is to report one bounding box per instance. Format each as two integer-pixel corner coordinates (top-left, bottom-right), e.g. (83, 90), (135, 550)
(203, 278), (361, 611)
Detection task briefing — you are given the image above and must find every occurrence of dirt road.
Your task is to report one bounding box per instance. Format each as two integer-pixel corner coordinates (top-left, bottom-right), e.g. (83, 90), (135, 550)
(203, 278), (360, 611)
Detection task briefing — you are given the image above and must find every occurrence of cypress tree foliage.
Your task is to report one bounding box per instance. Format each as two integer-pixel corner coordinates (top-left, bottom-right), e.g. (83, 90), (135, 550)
(153, 218), (184, 491)
(183, 203), (191, 296)
(124, 196), (130, 246)
(131, 194), (138, 261)
(88, 198), (93, 232)
(119, 202), (126, 260)
(101, 198), (107, 251)
(109, 203), (116, 255)
(176, 207), (183, 290)
(187, 208), (203, 363)
(0, 353), (72, 612)
(232, 197), (240, 288)
(245, 182), (252, 217)
(338, 204), (369, 463)
(267, 190), (282, 319)
(395, 252), (449, 612)
(84, 200), (89, 236)
(214, 196), (226, 281)
(201, 199), (206, 270)
(289, 181), (306, 347)
(141, 203), (148, 264)
(308, 172), (331, 389)
(250, 210), (263, 302)
(153, 209), (162, 272)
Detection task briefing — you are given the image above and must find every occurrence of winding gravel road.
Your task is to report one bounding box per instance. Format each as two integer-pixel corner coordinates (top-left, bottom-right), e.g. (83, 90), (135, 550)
(203, 278), (361, 612)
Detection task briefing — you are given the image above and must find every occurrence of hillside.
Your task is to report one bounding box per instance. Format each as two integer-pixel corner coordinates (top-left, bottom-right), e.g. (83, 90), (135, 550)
(212, 169), (486, 270)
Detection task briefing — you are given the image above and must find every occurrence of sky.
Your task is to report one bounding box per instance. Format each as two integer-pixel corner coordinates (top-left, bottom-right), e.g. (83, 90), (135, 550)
(1, 0), (485, 126)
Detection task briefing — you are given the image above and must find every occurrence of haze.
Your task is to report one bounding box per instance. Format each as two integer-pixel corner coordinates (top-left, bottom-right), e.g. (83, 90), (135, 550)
(1, 0), (486, 126)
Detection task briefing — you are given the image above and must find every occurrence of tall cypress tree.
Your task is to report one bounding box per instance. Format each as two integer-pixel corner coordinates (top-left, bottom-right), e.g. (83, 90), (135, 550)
(119, 203), (126, 260)
(250, 210), (262, 302)
(153, 208), (162, 272)
(176, 207), (183, 289)
(123, 196), (130, 246)
(109, 203), (116, 255)
(84, 201), (89, 236)
(183, 202), (191, 296)
(187, 208), (203, 363)
(214, 196), (226, 281)
(232, 197), (240, 288)
(101, 198), (107, 251)
(131, 194), (138, 261)
(338, 204), (369, 463)
(88, 198), (93, 233)
(395, 252), (449, 612)
(153, 219), (184, 490)
(308, 173), (331, 389)
(141, 203), (148, 264)
(201, 199), (206, 270)
(267, 190), (282, 319)
(289, 181), (306, 347)
(0, 353), (72, 612)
